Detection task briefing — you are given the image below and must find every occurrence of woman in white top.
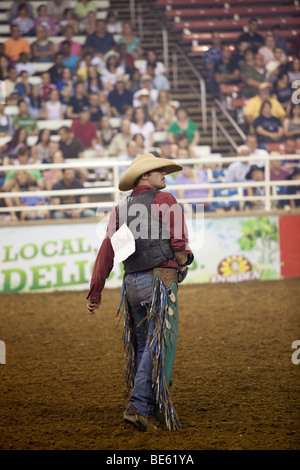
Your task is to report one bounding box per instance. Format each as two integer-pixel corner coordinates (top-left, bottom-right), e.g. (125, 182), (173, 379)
(44, 89), (64, 120)
(130, 106), (155, 148)
(101, 51), (125, 94)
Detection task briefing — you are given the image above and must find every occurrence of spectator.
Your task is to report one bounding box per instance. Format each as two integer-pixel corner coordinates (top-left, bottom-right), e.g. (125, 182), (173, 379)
(108, 75), (133, 117)
(85, 19), (115, 56)
(0, 103), (13, 137)
(4, 25), (30, 63)
(175, 164), (213, 213)
(253, 100), (284, 147)
(43, 88), (64, 120)
(101, 51), (125, 94)
(58, 25), (82, 57)
(12, 4), (35, 37)
(286, 167), (300, 209)
(105, 10), (123, 35)
(152, 90), (174, 131)
(283, 104), (300, 142)
(56, 67), (75, 105)
(59, 8), (79, 35)
(48, 0), (71, 26)
(141, 50), (166, 77)
(13, 99), (39, 135)
(12, 174), (50, 221)
(74, 0), (96, 28)
(202, 31), (222, 86)
(43, 149), (64, 190)
(108, 118), (132, 157)
(245, 164), (266, 210)
(116, 43), (135, 74)
(265, 60), (281, 84)
(273, 46), (287, 67)
(76, 52), (94, 81)
(48, 52), (65, 83)
(129, 68), (141, 95)
(31, 26), (55, 63)
(238, 18), (264, 53)
(175, 132), (197, 159)
(274, 73), (293, 110)
(3, 146), (44, 192)
(244, 82), (286, 125)
(117, 140), (138, 177)
(158, 141), (173, 160)
(3, 127), (28, 162)
(84, 10), (96, 36)
(245, 134), (268, 166)
(242, 52), (266, 98)
(146, 63), (170, 92)
(130, 106), (155, 148)
(15, 52), (35, 76)
(34, 5), (57, 36)
(4, 66), (19, 104)
(13, 70), (31, 99)
(132, 133), (145, 155)
(168, 107), (200, 149)
(70, 107), (98, 149)
(10, 0), (34, 22)
(88, 92), (103, 123)
(66, 80), (89, 119)
(25, 84), (45, 118)
(270, 158), (290, 181)
(58, 125), (84, 159)
(0, 56), (10, 81)
(288, 57), (300, 84)
(98, 90), (112, 117)
(61, 40), (79, 74)
(98, 115), (117, 149)
(133, 88), (153, 123)
(31, 128), (52, 163)
(225, 145), (252, 183)
(51, 168), (95, 219)
(231, 41), (251, 71)
(85, 65), (104, 94)
(213, 44), (241, 96)
(271, 24), (288, 55)
(117, 22), (142, 59)
(39, 72), (56, 101)
(138, 74), (159, 106)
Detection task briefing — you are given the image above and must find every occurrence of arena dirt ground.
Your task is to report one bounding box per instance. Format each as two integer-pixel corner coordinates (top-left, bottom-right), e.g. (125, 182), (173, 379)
(0, 278), (299, 451)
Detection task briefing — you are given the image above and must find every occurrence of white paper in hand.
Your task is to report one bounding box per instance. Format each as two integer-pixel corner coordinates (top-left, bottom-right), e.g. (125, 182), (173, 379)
(111, 223), (136, 264)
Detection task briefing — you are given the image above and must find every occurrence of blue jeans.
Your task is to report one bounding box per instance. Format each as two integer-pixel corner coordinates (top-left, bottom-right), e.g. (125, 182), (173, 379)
(124, 272), (156, 418)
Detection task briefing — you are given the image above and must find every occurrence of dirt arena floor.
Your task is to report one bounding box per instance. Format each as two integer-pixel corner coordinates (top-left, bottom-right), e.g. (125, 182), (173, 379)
(0, 278), (299, 451)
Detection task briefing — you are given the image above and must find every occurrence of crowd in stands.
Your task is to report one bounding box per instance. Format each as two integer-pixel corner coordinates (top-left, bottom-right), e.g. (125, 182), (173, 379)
(0, 1), (299, 221)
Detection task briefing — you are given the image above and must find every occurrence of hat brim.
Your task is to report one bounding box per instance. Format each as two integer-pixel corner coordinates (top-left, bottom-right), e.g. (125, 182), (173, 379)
(118, 154), (182, 191)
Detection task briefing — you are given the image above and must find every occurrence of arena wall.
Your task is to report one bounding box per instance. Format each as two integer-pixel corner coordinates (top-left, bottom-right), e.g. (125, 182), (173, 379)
(0, 213), (299, 294)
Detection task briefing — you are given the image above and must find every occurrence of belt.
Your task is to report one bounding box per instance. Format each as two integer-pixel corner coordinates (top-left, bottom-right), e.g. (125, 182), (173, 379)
(138, 267), (178, 288)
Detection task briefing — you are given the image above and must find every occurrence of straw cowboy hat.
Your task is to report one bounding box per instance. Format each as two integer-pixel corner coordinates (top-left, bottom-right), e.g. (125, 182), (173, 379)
(118, 153), (182, 191)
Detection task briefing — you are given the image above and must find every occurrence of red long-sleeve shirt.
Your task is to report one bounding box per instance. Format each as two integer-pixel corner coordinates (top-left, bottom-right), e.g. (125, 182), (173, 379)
(87, 185), (192, 303)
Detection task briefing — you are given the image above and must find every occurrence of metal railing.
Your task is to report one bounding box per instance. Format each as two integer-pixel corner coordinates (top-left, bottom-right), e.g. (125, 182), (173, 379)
(0, 154), (299, 216)
(212, 99), (247, 152)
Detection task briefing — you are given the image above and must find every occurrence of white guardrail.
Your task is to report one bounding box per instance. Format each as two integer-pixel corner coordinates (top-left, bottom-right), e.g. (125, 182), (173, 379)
(0, 154), (299, 214)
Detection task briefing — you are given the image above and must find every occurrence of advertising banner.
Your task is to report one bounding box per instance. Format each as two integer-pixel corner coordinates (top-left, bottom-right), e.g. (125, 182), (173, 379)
(0, 215), (281, 294)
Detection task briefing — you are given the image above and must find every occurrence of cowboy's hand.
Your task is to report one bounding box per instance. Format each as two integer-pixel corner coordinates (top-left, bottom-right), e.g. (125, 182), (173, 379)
(87, 300), (101, 315)
(178, 267), (188, 283)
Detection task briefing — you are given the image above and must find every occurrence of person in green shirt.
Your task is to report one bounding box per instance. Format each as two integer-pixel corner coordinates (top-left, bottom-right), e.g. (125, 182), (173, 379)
(168, 107), (200, 149)
(13, 99), (39, 135)
(3, 147), (44, 192)
(75, 0), (97, 23)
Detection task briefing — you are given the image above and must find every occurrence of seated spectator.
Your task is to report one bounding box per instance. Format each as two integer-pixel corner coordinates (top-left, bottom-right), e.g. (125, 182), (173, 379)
(43, 149), (65, 190)
(225, 145), (253, 183)
(3, 127), (28, 162)
(138, 74), (159, 107)
(39, 72), (57, 101)
(84, 65), (104, 94)
(108, 75), (133, 117)
(16, 52), (35, 76)
(107, 118), (132, 157)
(117, 22), (142, 59)
(14, 70), (31, 99)
(56, 67), (75, 105)
(238, 18), (264, 53)
(48, 52), (65, 84)
(202, 31), (222, 89)
(84, 10), (96, 36)
(98, 115), (117, 149)
(85, 19), (115, 56)
(283, 104), (300, 141)
(141, 50), (166, 77)
(0, 104), (13, 137)
(101, 51), (125, 94)
(175, 164), (213, 213)
(175, 132), (197, 158)
(274, 73), (293, 110)
(25, 84), (45, 118)
(4, 25), (30, 63)
(245, 134), (268, 166)
(158, 140), (173, 160)
(48, 0), (71, 27)
(51, 168), (95, 219)
(132, 88), (152, 122)
(76, 52), (95, 81)
(213, 45), (242, 97)
(12, 174), (50, 221)
(152, 90), (174, 131)
(132, 133), (145, 155)
(31, 128), (52, 163)
(58, 125), (84, 159)
(59, 8), (79, 35)
(146, 63), (170, 92)
(130, 106), (155, 148)
(258, 33), (276, 66)
(3, 146), (44, 192)
(244, 82), (286, 126)
(242, 52), (266, 98)
(31, 26), (55, 63)
(35, 4), (57, 36)
(61, 40), (79, 74)
(88, 93), (103, 123)
(43, 88), (64, 120)
(271, 24), (288, 55)
(129, 68), (141, 95)
(0, 55), (10, 81)
(245, 164), (266, 210)
(117, 140), (138, 177)
(4, 66), (19, 105)
(116, 43), (135, 74)
(270, 158), (291, 181)
(74, 0), (97, 29)
(253, 100), (284, 148)
(287, 57), (300, 84)
(10, 0), (34, 21)
(13, 99), (39, 135)
(66, 80), (89, 119)
(98, 90), (112, 117)
(58, 25), (82, 57)
(265, 60), (281, 84)
(231, 41), (251, 71)
(273, 46), (287, 68)
(105, 10), (123, 35)
(12, 4), (35, 37)
(70, 107), (98, 149)
(286, 167), (300, 209)
(168, 107), (200, 149)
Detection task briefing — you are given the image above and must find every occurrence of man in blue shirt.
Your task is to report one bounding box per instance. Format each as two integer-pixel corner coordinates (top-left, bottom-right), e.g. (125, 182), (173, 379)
(85, 19), (115, 56)
(61, 40), (79, 74)
(108, 75), (133, 117)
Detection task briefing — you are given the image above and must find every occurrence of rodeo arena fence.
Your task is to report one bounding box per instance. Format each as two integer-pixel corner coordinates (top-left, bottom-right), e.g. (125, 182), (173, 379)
(0, 154), (300, 215)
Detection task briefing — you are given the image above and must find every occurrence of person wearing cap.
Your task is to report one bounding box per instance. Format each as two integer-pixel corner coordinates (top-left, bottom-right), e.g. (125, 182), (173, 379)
(245, 164), (266, 210)
(137, 74), (159, 107)
(244, 82), (286, 126)
(133, 88), (152, 122)
(108, 74), (133, 117)
(86, 153), (194, 431)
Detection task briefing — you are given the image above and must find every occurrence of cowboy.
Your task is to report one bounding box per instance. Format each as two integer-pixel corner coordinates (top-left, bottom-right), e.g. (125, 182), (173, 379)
(86, 153), (194, 431)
